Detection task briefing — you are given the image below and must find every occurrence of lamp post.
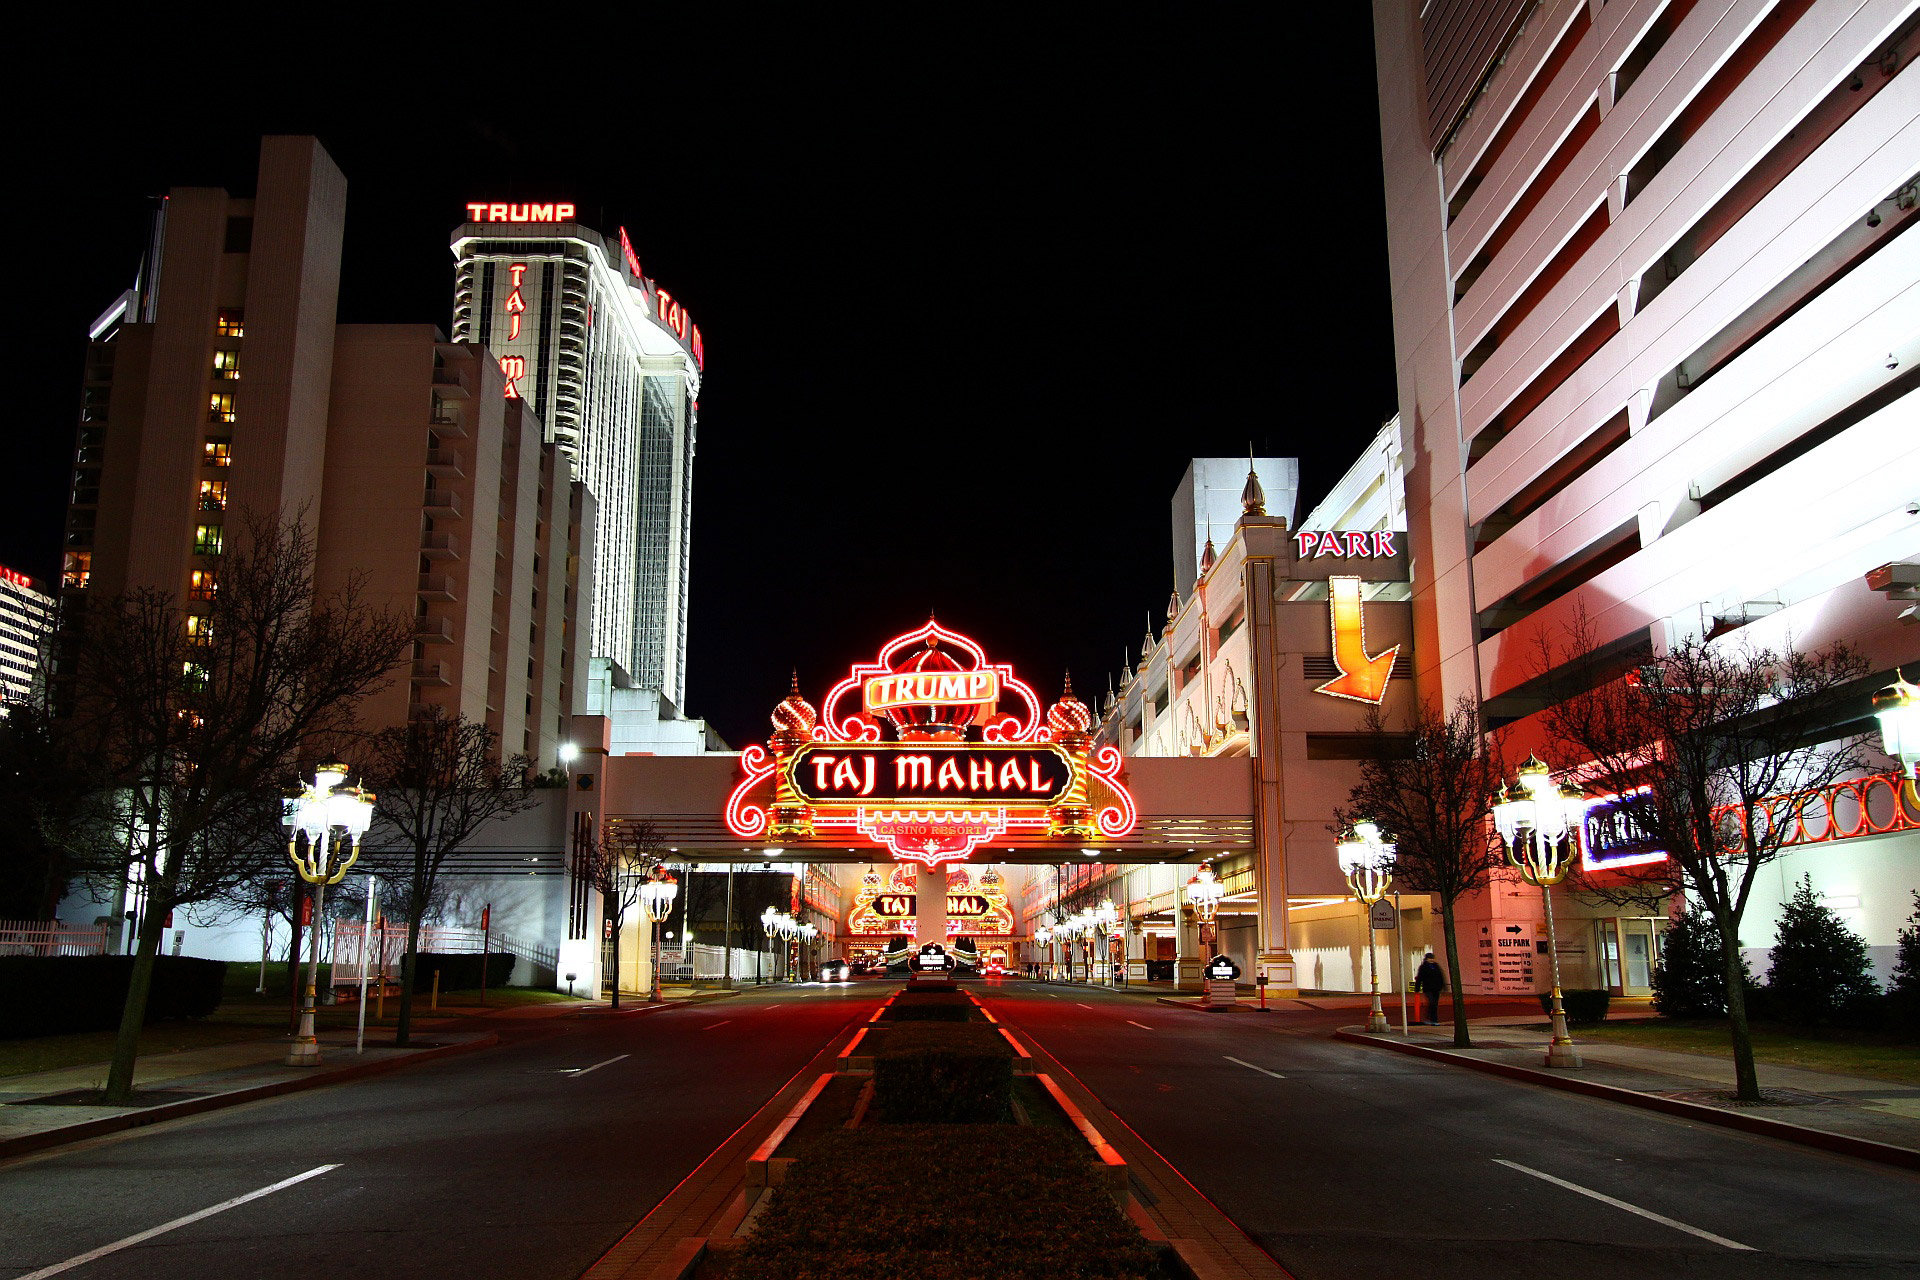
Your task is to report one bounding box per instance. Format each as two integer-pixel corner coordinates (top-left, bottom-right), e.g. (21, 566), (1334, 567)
(760, 906), (778, 984)
(1493, 755), (1588, 1068)
(1873, 670), (1919, 786)
(1336, 821), (1394, 1034)
(1093, 899), (1120, 987)
(640, 869), (678, 1002)
(799, 921), (819, 978)
(1033, 924), (1053, 981)
(1185, 864), (1225, 983)
(281, 764), (374, 1067)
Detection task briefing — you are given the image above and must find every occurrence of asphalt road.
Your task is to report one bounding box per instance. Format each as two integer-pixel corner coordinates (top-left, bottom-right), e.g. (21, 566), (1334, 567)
(0, 985), (877, 1280)
(981, 979), (1920, 1280)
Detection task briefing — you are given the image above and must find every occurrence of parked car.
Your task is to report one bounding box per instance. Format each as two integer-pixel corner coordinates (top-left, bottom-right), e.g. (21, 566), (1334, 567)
(819, 960), (851, 983)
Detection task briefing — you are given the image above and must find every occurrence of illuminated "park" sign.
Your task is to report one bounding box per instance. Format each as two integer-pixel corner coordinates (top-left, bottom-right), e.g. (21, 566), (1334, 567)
(724, 620), (1136, 867)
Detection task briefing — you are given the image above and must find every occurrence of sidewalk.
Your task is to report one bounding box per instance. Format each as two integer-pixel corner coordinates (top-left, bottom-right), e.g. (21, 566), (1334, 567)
(0, 1025), (500, 1158)
(1337, 1016), (1920, 1168)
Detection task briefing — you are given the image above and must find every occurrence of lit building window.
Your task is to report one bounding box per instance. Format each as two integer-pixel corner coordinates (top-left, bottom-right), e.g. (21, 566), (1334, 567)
(216, 311), (245, 337)
(185, 614), (213, 645)
(62, 551), (91, 590)
(208, 392), (236, 424)
(204, 438), (232, 467)
(188, 569), (217, 600)
(194, 524), (223, 556)
(212, 349), (241, 380)
(199, 479), (227, 511)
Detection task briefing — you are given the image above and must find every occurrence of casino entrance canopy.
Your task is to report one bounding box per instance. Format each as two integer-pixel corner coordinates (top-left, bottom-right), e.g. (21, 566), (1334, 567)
(593, 753), (1253, 864)
(578, 620), (1253, 866)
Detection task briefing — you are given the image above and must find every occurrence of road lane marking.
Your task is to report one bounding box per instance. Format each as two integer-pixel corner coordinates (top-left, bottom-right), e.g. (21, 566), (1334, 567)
(1127, 1020), (1155, 1030)
(1493, 1160), (1754, 1251)
(568, 1054), (629, 1077)
(1077, 1003), (1093, 1009)
(17, 1164), (341, 1279)
(1225, 1056), (1285, 1079)
(703, 1020), (733, 1029)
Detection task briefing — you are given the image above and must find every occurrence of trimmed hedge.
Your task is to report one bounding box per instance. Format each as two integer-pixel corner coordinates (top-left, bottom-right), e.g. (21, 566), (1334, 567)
(737, 1126), (1160, 1280)
(0, 956), (228, 1039)
(408, 951), (515, 993)
(885, 992), (976, 1022)
(873, 1021), (1013, 1123)
(1539, 988), (1611, 1025)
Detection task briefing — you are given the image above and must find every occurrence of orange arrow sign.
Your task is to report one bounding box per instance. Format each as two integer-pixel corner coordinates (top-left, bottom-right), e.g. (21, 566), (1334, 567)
(1316, 576), (1397, 703)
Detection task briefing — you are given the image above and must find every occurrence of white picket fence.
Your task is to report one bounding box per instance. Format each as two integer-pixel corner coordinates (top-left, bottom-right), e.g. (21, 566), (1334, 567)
(332, 924), (557, 983)
(0, 920), (111, 957)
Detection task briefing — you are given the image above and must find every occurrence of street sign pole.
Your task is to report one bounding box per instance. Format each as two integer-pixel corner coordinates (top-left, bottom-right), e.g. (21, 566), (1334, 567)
(479, 903), (491, 1007)
(1393, 889), (1407, 1036)
(357, 875), (375, 1054)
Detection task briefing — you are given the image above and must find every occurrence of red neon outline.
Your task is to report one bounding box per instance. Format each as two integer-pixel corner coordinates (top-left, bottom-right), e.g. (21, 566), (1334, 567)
(722, 743), (779, 838)
(816, 620), (1043, 743)
(1087, 743), (1139, 838)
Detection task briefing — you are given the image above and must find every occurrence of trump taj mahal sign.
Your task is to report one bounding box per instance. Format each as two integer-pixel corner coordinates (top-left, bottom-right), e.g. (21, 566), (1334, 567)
(723, 620), (1136, 868)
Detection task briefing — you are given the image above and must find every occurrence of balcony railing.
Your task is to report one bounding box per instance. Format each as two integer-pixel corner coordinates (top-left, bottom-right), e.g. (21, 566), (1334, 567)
(420, 532), (460, 559)
(410, 660), (452, 686)
(417, 573), (456, 601)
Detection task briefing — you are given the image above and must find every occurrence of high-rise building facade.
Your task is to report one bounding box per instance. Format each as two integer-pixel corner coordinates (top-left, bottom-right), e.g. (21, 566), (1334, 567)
(0, 565), (55, 714)
(450, 209), (703, 709)
(58, 138), (592, 763)
(1373, 0), (1918, 980)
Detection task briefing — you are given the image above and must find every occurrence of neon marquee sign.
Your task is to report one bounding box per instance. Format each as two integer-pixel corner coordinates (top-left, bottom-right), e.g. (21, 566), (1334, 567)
(723, 620), (1136, 868)
(466, 202), (576, 223)
(1296, 530), (1397, 558)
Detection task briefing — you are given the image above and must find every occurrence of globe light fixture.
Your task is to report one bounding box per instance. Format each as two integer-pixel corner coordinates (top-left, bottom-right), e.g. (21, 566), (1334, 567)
(640, 870), (678, 1002)
(281, 765), (375, 1067)
(1184, 863), (1226, 969)
(1336, 820), (1394, 1033)
(1873, 670), (1919, 783)
(1492, 755), (1588, 1068)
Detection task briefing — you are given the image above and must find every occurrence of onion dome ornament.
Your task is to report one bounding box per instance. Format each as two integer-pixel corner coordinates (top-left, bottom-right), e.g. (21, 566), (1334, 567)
(1241, 449), (1267, 517)
(1138, 621), (1153, 673)
(1166, 590), (1180, 622)
(767, 670), (816, 839)
(884, 625), (976, 742)
(1046, 673), (1097, 839)
(771, 670), (817, 738)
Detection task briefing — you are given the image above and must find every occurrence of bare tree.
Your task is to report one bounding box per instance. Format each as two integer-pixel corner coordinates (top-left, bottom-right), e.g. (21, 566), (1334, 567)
(1335, 698), (1507, 1047)
(577, 818), (666, 1008)
(65, 511), (411, 1102)
(1540, 629), (1872, 1101)
(360, 705), (535, 1045)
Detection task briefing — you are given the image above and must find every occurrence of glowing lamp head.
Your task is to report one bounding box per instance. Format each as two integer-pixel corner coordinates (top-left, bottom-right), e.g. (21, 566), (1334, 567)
(1873, 670), (1920, 777)
(640, 872), (678, 923)
(314, 762), (349, 792)
(557, 742), (579, 765)
(1184, 865), (1225, 920)
(1516, 754), (1555, 798)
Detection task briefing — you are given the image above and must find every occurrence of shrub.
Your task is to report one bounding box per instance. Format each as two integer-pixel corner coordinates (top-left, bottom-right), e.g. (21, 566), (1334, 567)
(885, 992), (975, 1022)
(1653, 905), (1751, 1019)
(0, 956), (228, 1038)
(737, 1126), (1159, 1280)
(873, 1021), (1013, 1123)
(1765, 876), (1880, 1027)
(408, 951), (514, 994)
(1889, 891), (1920, 1034)
(1538, 988), (1610, 1024)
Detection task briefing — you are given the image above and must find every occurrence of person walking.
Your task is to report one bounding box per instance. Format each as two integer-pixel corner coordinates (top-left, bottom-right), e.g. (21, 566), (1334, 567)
(1415, 951), (1445, 1025)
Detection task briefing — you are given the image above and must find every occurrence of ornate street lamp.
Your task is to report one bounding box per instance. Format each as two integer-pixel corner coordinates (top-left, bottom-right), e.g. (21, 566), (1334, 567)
(281, 764), (375, 1067)
(1093, 899), (1120, 987)
(1336, 820), (1394, 1034)
(760, 906), (779, 984)
(640, 870), (678, 1002)
(1873, 670), (1919, 784)
(1493, 755), (1588, 1068)
(1033, 923), (1054, 982)
(799, 921), (819, 977)
(1184, 864), (1226, 971)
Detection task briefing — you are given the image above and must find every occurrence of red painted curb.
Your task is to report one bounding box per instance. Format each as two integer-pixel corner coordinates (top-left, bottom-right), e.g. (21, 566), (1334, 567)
(1334, 1028), (1920, 1171)
(0, 1033), (501, 1162)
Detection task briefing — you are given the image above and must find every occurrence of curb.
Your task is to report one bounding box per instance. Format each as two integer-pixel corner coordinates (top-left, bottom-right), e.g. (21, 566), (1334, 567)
(1334, 1029), (1920, 1171)
(0, 1033), (500, 1162)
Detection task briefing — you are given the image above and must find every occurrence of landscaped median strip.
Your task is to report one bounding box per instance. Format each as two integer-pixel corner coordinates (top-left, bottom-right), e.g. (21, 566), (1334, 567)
(1335, 1027), (1920, 1171)
(0, 1034), (499, 1161)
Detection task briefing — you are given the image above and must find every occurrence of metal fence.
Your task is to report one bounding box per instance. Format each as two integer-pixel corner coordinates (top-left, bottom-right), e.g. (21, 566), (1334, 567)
(0, 920), (112, 957)
(333, 924), (557, 979)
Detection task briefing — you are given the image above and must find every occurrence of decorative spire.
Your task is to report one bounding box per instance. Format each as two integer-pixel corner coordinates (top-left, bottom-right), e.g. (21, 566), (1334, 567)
(1241, 447), (1266, 516)
(1047, 672), (1092, 736)
(1166, 589), (1180, 621)
(770, 669), (817, 735)
(1199, 527), (1216, 574)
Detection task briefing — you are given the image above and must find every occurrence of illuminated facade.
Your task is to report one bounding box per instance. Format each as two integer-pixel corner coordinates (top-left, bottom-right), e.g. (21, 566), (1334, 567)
(450, 210), (702, 708)
(1373, 0), (1919, 979)
(0, 565), (54, 714)
(56, 138), (591, 765)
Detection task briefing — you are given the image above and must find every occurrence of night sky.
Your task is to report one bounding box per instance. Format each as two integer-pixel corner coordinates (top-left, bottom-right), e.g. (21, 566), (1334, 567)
(14, 16), (1396, 749)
